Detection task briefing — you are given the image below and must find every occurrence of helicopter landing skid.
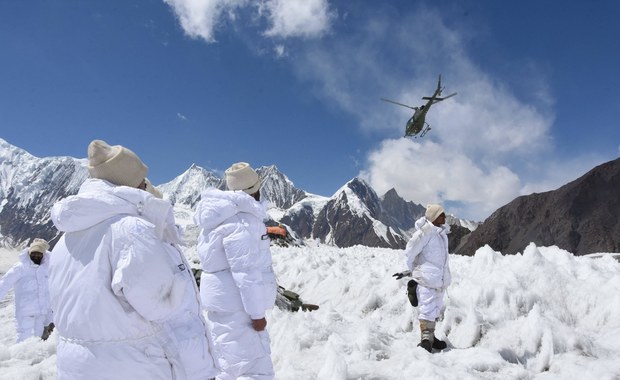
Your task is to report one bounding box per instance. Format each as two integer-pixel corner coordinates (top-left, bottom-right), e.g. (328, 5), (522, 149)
(419, 124), (432, 138)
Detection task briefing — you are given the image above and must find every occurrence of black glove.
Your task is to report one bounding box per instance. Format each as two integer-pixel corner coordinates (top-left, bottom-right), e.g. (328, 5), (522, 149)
(41, 323), (55, 341)
(392, 270), (412, 280)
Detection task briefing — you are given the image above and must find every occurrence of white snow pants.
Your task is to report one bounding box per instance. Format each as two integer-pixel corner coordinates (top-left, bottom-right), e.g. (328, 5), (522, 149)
(206, 310), (274, 380)
(15, 314), (47, 342)
(416, 285), (445, 321)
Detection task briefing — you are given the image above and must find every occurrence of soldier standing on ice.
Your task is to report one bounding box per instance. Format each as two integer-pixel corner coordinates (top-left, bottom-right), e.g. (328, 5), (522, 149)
(48, 139), (217, 379)
(194, 162), (277, 380)
(404, 204), (451, 353)
(0, 238), (54, 342)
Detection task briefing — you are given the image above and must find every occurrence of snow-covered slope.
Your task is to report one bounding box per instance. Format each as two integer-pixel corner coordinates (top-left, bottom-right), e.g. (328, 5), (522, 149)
(0, 138), (87, 247)
(1, 243), (619, 379)
(158, 164), (225, 208)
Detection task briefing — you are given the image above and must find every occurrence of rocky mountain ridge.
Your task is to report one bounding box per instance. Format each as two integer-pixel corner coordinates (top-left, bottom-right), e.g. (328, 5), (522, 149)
(0, 138), (476, 250)
(455, 157), (620, 256)
(5, 138), (616, 256)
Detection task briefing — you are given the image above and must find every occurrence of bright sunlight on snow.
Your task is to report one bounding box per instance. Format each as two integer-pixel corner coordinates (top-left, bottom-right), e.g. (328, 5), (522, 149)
(1, 244), (619, 379)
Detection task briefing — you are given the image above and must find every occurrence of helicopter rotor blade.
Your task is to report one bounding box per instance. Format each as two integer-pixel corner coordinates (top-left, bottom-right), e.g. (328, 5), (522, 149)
(440, 92), (457, 100)
(423, 92), (458, 103)
(380, 98), (417, 110)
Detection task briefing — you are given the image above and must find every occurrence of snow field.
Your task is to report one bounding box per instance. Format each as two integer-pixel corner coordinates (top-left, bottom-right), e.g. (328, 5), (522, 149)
(1, 244), (619, 379)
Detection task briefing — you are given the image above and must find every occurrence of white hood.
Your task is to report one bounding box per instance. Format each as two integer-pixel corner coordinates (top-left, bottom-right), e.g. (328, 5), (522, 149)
(52, 178), (181, 244)
(414, 216), (451, 235)
(194, 187), (267, 231)
(18, 248), (50, 266)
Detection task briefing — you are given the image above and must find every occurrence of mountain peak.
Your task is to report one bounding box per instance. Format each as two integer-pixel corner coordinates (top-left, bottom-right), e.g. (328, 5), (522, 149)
(256, 166), (306, 209)
(158, 165), (224, 207)
(382, 187), (399, 199)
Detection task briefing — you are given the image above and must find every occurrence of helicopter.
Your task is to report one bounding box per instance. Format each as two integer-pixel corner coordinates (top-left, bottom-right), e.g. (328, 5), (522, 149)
(381, 75), (457, 137)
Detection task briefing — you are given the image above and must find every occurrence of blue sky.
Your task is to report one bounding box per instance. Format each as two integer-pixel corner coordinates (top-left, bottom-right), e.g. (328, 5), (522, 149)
(1, 0), (618, 221)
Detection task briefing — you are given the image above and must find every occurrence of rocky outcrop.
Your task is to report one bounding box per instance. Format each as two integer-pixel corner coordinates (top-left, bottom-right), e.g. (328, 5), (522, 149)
(455, 158), (620, 256)
(380, 188), (425, 234)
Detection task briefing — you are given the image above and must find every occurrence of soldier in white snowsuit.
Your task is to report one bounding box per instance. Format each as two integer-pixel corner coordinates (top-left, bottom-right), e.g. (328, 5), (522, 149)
(49, 140), (217, 380)
(0, 238), (54, 342)
(404, 204), (451, 353)
(194, 162), (277, 380)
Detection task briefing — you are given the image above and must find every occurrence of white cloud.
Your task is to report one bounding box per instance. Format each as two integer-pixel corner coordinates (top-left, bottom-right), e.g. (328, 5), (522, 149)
(164, 0), (333, 42)
(360, 139), (521, 221)
(286, 6), (572, 220)
(163, 0), (248, 42)
(519, 153), (609, 195)
(260, 0), (334, 38)
(162, 2), (607, 220)
(177, 112), (188, 120)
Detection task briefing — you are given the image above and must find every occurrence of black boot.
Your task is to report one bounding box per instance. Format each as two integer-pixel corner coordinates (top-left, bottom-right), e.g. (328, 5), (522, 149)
(406, 279), (418, 307)
(432, 337), (447, 350)
(417, 339), (432, 353)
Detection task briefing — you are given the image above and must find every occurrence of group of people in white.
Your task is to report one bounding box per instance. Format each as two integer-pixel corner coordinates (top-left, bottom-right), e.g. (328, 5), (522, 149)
(0, 139), (452, 379)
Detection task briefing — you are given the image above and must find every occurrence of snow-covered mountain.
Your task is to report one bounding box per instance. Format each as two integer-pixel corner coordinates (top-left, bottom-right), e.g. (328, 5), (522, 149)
(158, 164), (307, 211)
(0, 138), (476, 250)
(256, 165), (307, 209)
(280, 194), (330, 242)
(380, 188), (426, 236)
(0, 139), (87, 247)
(158, 164), (225, 208)
(312, 178), (406, 248)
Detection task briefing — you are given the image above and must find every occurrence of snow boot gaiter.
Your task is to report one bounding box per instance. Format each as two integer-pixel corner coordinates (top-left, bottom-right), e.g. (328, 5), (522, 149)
(418, 320), (435, 353)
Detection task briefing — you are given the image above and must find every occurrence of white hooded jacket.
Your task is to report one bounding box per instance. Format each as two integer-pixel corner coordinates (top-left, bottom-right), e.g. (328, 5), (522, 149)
(49, 178), (191, 379)
(194, 188), (276, 320)
(0, 248), (52, 321)
(405, 216), (452, 290)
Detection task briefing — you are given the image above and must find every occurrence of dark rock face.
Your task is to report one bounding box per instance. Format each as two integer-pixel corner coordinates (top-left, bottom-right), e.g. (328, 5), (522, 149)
(455, 158), (620, 256)
(312, 179), (406, 248)
(280, 204), (316, 239)
(257, 166), (307, 210)
(380, 188), (426, 233)
(448, 224), (471, 253)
